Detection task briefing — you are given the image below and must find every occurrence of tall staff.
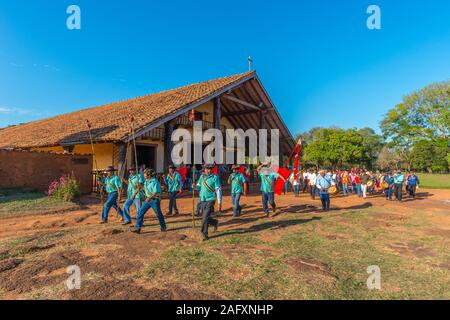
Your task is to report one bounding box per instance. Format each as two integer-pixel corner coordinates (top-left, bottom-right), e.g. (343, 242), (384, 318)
(129, 117), (139, 176)
(129, 117), (143, 208)
(191, 165), (196, 228)
(86, 120), (104, 208)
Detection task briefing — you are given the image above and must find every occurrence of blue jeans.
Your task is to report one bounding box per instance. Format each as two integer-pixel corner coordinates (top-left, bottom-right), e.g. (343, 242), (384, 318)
(356, 184), (362, 197)
(319, 191), (330, 210)
(102, 192), (124, 222)
(135, 199), (166, 231)
(231, 193), (242, 217)
(262, 192), (275, 214)
(293, 185), (300, 197)
(384, 187), (393, 200)
(342, 184), (349, 195)
(123, 198), (141, 224)
(168, 191), (179, 215)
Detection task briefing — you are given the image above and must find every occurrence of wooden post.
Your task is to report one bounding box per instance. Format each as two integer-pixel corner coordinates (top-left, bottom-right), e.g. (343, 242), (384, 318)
(259, 110), (266, 129)
(164, 120), (175, 170)
(117, 142), (127, 178)
(213, 97), (222, 130)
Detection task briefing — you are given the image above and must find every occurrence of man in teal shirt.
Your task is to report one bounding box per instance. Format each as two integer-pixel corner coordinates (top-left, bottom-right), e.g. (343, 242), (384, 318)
(99, 166), (125, 224)
(228, 165), (247, 217)
(133, 169), (167, 234)
(193, 164), (220, 241)
(122, 166), (144, 225)
(165, 165), (183, 216)
(257, 163), (280, 216)
(394, 170), (405, 201)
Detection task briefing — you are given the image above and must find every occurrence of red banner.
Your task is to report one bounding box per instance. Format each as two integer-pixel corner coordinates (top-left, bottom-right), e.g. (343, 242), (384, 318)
(274, 167), (291, 195)
(177, 167), (187, 182)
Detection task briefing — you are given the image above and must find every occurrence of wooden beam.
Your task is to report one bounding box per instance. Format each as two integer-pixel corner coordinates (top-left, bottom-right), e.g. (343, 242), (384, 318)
(213, 97), (222, 130)
(222, 109), (258, 117)
(163, 120), (175, 170)
(223, 94), (262, 111)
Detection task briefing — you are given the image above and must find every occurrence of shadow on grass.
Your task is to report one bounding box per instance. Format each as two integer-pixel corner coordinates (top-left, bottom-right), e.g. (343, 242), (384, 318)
(209, 216), (322, 239)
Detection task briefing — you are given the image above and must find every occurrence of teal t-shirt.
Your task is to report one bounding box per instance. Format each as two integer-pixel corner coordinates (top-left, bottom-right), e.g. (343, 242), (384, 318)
(105, 175), (122, 193)
(259, 172), (279, 193)
(143, 178), (162, 199)
(127, 174), (144, 199)
(196, 174), (220, 202)
(230, 173), (246, 194)
(165, 172), (182, 193)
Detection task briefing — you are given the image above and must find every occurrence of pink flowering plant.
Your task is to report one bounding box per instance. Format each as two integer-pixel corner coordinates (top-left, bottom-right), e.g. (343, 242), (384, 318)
(47, 174), (81, 201)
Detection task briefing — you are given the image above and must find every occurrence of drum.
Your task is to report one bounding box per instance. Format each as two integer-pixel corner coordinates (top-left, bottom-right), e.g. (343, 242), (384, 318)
(367, 180), (374, 188)
(381, 182), (389, 189)
(328, 185), (337, 194)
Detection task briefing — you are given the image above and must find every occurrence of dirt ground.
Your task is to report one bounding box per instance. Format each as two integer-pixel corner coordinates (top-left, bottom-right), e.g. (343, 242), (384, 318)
(0, 187), (449, 300)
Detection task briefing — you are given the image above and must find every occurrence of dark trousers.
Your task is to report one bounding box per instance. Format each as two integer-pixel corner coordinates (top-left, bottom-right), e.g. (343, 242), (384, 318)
(262, 192), (276, 214)
(310, 185), (317, 199)
(395, 184), (403, 201)
(384, 188), (393, 200)
(407, 185), (417, 197)
(200, 200), (218, 238)
(168, 191), (179, 215)
(319, 191), (330, 210)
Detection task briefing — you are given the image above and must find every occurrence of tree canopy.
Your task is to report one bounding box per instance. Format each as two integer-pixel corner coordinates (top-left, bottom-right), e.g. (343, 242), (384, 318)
(380, 80), (449, 147)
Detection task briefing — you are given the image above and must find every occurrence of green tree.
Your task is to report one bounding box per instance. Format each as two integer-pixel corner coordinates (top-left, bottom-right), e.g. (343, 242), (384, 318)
(381, 80), (450, 148)
(410, 138), (449, 173)
(303, 128), (368, 169)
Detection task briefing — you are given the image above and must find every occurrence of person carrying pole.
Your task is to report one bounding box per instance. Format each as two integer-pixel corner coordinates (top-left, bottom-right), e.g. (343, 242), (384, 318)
(192, 164), (220, 241)
(164, 164), (183, 216)
(99, 166), (126, 224)
(133, 168), (167, 234)
(122, 166), (144, 225)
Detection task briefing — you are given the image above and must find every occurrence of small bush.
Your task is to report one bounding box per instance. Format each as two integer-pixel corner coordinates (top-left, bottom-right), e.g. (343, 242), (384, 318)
(47, 174), (81, 201)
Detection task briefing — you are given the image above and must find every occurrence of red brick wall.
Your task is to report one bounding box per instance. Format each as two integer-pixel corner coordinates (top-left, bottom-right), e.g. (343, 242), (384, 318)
(0, 149), (93, 194)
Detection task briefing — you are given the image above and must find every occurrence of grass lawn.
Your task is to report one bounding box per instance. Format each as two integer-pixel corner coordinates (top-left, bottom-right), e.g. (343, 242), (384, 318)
(144, 206), (450, 299)
(0, 189), (79, 218)
(418, 173), (450, 189)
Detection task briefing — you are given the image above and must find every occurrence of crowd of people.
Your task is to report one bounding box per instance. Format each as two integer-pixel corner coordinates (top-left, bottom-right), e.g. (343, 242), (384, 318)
(95, 163), (421, 241)
(287, 168), (421, 202)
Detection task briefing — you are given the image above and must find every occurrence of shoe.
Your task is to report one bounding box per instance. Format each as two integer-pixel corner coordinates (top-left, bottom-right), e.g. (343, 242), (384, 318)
(132, 229), (141, 234)
(100, 221), (107, 224)
(122, 222), (131, 226)
(161, 227), (167, 232)
(166, 213), (173, 217)
(214, 221), (219, 232)
(202, 236), (210, 241)
(174, 210), (180, 216)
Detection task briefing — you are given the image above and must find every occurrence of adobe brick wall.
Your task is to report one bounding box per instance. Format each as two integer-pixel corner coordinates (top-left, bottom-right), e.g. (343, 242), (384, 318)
(0, 149), (93, 194)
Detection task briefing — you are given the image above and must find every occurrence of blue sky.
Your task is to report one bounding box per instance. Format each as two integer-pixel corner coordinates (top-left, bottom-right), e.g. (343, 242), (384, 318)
(0, 0), (449, 134)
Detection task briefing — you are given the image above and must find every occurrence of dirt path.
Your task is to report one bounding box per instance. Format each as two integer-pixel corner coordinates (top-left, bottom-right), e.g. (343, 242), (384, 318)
(0, 188), (448, 239)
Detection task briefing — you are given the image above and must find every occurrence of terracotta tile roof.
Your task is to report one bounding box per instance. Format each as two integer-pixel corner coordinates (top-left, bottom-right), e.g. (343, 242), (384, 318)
(0, 71), (255, 148)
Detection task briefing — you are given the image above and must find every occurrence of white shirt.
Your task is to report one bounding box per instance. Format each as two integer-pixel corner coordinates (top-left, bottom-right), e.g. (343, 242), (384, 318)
(309, 173), (317, 185)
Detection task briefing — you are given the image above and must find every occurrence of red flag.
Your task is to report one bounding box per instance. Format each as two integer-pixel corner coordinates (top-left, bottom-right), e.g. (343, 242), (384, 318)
(274, 167), (291, 195)
(212, 165), (219, 175)
(177, 167), (187, 182)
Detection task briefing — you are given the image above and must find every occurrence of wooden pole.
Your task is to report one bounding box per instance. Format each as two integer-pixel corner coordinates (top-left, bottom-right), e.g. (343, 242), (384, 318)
(192, 165), (196, 228)
(130, 117), (139, 173)
(86, 120), (104, 211)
